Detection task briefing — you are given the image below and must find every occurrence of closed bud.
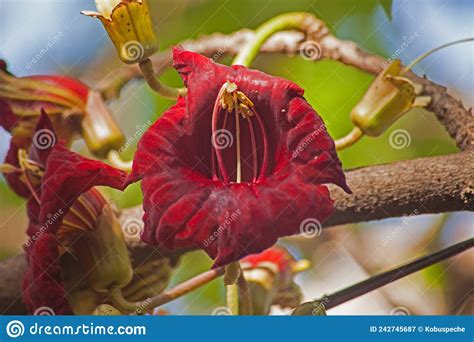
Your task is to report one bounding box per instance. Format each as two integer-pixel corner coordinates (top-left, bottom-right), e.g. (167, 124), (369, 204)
(350, 60), (426, 137)
(82, 0), (159, 64)
(81, 91), (125, 158)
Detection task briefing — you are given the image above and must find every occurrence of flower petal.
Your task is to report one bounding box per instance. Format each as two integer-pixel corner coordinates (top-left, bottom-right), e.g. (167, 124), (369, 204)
(22, 234), (73, 315)
(39, 144), (127, 234)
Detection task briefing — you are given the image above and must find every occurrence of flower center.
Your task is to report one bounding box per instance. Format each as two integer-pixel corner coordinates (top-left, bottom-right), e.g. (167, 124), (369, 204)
(58, 188), (108, 246)
(14, 151), (107, 244)
(211, 81), (268, 184)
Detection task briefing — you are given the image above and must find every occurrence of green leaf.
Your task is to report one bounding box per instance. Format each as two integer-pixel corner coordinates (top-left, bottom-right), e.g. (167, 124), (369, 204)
(378, 0), (393, 20)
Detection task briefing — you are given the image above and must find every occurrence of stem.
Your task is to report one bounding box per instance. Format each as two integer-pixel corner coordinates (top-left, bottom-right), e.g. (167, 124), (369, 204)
(300, 238), (473, 312)
(232, 12), (315, 67)
(110, 288), (141, 313)
(403, 38), (474, 74)
(224, 262), (241, 315)
(107, 150), (132, 172)
(139, 58), (187, 100)
(110, 266), (225, 314)
(335, 127), (364, 151)
(226, 283), (239, 315)
(237, 273), (253, 315)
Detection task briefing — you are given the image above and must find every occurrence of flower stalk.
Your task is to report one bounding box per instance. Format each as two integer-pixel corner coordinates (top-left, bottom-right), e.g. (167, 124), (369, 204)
(232, 12), (317, 67)
(107, 150), (133, 172)
(139, 58), (187, 100)
(110, 265), (226, 314)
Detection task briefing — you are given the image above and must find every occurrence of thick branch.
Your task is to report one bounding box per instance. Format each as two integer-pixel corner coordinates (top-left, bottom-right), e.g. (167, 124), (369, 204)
(325, 151), (473, 227)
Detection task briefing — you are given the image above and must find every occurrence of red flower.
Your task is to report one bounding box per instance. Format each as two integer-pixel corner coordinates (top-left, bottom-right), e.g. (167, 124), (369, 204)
(241, 246), (296, 285)
(0, 60), (124, 158)
(16, 112), (127, 314)
(128, 48), (350, 267)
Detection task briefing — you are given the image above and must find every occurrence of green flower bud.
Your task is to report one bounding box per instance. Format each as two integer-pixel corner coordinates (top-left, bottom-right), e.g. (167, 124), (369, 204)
(350, 60), (424, 137)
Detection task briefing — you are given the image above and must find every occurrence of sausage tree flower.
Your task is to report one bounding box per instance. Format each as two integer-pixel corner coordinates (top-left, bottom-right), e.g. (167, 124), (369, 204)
(14, 112), (131, 314)
(240, 246), (310, 315)
(0, 61), (125, 158)
(128, 48), (351, 267)
(82, 0), (159, 64)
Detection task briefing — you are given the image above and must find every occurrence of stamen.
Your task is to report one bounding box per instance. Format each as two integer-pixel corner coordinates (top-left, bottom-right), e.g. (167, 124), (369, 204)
(247, 118), (258, 183)
(211, 81), (269, 184)
(251, 107), (269, 181)
(16, 149), (42, 204)
(68, 206), (95, 231)
(211, 83), (230, 182)
(22, 172), (41, 204)
(234, 95), (241, 183)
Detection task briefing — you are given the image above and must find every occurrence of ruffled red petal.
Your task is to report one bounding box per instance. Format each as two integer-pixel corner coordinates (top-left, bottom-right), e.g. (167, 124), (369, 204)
(39, 143), (127, 234)
(22, 234), (73, 315)
(129, 48), (350, 266)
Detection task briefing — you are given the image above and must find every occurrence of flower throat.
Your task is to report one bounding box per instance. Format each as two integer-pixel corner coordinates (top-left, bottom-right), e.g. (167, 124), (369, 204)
(211, 81), (269, 184)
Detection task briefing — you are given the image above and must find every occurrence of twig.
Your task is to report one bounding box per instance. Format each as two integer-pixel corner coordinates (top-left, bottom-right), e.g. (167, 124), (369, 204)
(294, 237), (474, 313)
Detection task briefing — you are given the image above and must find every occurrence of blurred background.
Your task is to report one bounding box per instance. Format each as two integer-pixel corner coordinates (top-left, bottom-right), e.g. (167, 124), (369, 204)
(0, 0), (472, 315)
